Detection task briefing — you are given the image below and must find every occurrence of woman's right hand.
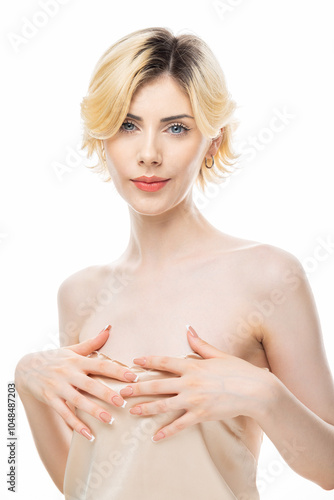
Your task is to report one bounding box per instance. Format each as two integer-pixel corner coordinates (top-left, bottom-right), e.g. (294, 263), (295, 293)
(15, 325), (138, 441)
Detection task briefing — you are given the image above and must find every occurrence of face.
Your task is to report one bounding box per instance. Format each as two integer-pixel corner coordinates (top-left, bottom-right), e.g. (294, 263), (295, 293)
(103, 75), (213, 216)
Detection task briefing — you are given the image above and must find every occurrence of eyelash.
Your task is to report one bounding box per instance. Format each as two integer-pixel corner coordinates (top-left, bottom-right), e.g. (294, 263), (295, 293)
(119, 120), (191, 136)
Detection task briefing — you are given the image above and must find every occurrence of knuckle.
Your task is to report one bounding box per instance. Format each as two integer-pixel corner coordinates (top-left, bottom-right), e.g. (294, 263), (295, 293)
(150, 380), (160, 393)
(140, 405), (148, 415)
(188, 393), (205, 406)
(174, 420), (185, 431)
(72, 393), (84, 407)
(41, 388), (54, 402)
(83, 378), (95, 392)
(60, 406), (73, 421)
(100, 386), (112, 401)
(196, 407), (208, 418)
(156, 400), (167, 412)
(44, 377), (58, 390)
(113, 366), (126, 379)
(70, 355), (81, 367)
(96, 360), (106, 372)
(186, 360), (198, 371)
(186, 376), (201, 389)
(53, 364), (68, 375)
(159, 356), (169, 368)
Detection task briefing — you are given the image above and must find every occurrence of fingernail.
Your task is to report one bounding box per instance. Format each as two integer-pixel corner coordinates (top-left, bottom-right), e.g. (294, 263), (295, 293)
(132, 357), (146, 366)
(80, 428), (95, 442)
(120, 386), (133, 396)
(124, 371), (139, 382)
(151, 431), (165, 442)
(98, 325), (111, 335)
(99, 411), (114, 424)
(130, 406), (142, 415)
(112, 395), (126, 407)
(186, 324), (198, 337)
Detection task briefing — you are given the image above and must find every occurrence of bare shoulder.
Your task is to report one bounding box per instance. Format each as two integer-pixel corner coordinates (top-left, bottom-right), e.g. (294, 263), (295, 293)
(57, 264), (108, 346)
(226, 235), (303, 281)
(246, 241), (302, 273)
(224, 233), (299, 262)
(246, 242), (305, 292)
(57, 264), (107, 302)
(216, 234), (305, 297)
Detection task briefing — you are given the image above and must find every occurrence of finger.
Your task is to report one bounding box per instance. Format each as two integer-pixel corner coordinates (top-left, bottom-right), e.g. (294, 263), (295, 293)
(67, 325), (111, 356)
(48, 396), (96, 442)
(132, 355), (187, 375)
(186, 328), (229, 360)
(64, 385), (115, 424)
(129, 395), (182, 416)
(151, 411), (195, 442)
(80, 357), (139, 383)
(120, 378), (181, 398)
(71, 373), (127, 408)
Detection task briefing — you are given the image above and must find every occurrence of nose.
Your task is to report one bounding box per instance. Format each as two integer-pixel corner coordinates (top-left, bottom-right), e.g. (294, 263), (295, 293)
(136, 131), (162, 167)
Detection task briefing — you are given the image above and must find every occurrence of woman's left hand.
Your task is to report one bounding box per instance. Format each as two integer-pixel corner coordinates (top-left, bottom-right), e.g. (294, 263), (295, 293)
(119, 325), (274, 442)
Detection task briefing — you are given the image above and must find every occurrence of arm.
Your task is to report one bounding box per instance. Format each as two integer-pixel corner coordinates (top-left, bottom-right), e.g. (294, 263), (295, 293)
(15, 266), (135, 493)
(15, 270), (89, 493)
(119, 244), (334, 490)
(254, 245), (334, 490)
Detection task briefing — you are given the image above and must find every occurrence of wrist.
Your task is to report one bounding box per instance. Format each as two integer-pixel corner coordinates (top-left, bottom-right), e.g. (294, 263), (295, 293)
(249, 369), (284, 424)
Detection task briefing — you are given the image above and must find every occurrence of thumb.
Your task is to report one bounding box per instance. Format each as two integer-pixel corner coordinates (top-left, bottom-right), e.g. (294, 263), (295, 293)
(66, 325), (111, 356)
(186, 325), (228, 359)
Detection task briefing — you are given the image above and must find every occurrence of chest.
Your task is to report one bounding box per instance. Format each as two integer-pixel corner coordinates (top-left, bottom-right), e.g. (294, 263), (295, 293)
(79, 261), (265, 367)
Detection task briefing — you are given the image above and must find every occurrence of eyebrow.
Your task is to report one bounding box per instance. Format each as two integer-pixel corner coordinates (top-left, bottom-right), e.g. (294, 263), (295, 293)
(126, 113), (194, 122)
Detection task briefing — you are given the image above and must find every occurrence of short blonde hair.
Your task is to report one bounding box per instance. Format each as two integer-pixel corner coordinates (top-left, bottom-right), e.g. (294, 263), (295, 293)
(80, 26), (240, 193)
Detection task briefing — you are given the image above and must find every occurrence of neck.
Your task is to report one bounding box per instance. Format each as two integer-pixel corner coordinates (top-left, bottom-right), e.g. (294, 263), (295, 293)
(120, 191), (218, 272)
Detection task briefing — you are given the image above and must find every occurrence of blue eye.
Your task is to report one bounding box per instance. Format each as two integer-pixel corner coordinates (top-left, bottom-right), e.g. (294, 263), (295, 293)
(168, 123), (189, 134)
(120, 121), (136, 132)
(119, 120), (190, 136)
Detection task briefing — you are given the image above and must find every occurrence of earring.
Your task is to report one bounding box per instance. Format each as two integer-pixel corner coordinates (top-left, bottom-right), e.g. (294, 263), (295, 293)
(101, 143), (106, 162)
(205, 155), (214, 169)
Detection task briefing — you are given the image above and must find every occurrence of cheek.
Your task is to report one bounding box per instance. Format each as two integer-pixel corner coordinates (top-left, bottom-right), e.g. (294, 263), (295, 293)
(168, 136), (204, 163)
(105, 146), (131, 182)
(177, 141), (206, 175)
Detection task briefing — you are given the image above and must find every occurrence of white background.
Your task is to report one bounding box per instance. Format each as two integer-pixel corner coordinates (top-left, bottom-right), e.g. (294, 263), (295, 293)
(1, 0), (334, 498)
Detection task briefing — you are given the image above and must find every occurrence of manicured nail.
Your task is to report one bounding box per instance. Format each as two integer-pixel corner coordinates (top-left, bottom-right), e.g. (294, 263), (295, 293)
(120, 386), (133, 396)
(132, 357), (146, 366)
(112, 395), (126, 407)
(124, 371), (139, 382)
(99, 411), (114, 424)
(186, 324), (198, 337)
(151, 431), (165, 442)
(80, 428), (95, 441)
(98, 325), (111, 335)
(129, 406), (142, 415)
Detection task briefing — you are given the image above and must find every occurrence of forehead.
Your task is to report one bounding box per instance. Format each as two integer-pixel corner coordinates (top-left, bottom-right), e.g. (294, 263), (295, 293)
(129, 75), (192, 113)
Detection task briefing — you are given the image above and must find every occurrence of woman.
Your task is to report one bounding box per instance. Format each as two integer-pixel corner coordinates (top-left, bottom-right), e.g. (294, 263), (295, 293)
(15, 27), (334, 499)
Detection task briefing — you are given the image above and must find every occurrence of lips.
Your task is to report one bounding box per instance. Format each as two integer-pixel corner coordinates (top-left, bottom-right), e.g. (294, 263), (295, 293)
(131, 178), (170, 192)
(131, 176), (170, 183)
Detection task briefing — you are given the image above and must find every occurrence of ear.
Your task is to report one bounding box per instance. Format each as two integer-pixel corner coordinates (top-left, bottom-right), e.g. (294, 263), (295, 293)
(205, 127), (224, 157)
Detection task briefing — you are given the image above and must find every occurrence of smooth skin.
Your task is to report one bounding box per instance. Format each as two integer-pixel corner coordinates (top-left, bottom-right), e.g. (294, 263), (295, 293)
(124, 325), (334, 489)
(15, 74), (334, 493)
(104, 74), (334, 490)
(15, 326), (138, 491)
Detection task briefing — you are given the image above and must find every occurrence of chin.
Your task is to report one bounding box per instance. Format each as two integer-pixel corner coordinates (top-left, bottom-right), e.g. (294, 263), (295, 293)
(128, 196), (180, 217)
(130, 204), (171, 216)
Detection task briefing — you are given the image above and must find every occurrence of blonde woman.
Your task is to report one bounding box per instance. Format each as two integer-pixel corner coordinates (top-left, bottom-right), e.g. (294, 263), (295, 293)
(15, 27), (334, 499)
